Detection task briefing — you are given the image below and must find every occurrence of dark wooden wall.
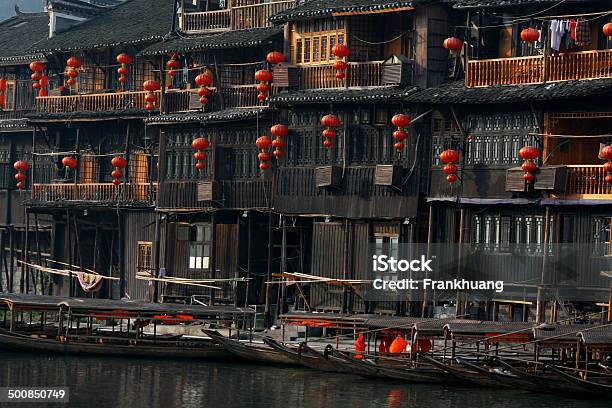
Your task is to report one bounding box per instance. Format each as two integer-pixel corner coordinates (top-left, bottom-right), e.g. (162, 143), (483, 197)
(123, 210), (157, 300)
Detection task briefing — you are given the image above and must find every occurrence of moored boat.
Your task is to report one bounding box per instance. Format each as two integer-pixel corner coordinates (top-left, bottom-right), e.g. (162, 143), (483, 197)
(262, 337), (348, 373)
(202, 329), (296, 365)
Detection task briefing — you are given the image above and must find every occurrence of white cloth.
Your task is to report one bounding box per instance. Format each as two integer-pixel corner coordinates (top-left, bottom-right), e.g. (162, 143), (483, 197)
(550, 20), (566, 51)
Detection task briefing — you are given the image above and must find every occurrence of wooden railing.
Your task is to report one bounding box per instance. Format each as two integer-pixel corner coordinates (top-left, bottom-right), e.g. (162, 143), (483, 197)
(231, 1), (294, 30)
(466, 49), (612, 87)
(299, 61), (385, 89)
(158, 180), (271, 209)
(566, 165), (612, 198)
(182, 9), (231, 33)
(31, 183), (156, 203)
(36, 90), (192, 114)
(181, 1), (293, 33)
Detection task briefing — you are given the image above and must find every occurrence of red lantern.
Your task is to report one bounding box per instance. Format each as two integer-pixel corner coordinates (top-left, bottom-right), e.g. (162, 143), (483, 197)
(259, 162), (270, 170)
(258, 152), (271, 162)
(145, 93), (157, 103)
(520, 28), (540, 43)
(67, 57), (82, 68)
(270, 124), (288, 138)
(322, 129), (337, 139)
(143, 80), (160, 92)
(392, 130), (407, 141)
(195, 161), (206, 170)
(443, 37), (463, 52)
(604, 23), (612, 37)
(194, 151), (207, 161)
(197, 87), (211, 97)
(192, 138), (210, 150)
(254, 70), (273, 82)
(256, 136), (272, 150)
(601, 145), (612, 160)
(112, 178), (122, 186)
(16, 182), (25, 190)
(116, 53), (133, 65)
(32, 82), (41, 90)
(272, 138), (285, 148)
(443, 164), (458, 175)
(446, 174), (457, 183)
(266, 51), (285, 65)
(167, 59), (180, 70)
(14, 173), (26, 182)
(521, 161), (538, 173)
(332, 43), (350, 58)
(116, 67), (129, 76)
(604, 161), (612, 173)
(257, 83), (270, 93)
(257, 93), (267, 102)
(523, 172), (535, 182)
(394, 142), (405, 152)
(392, 114), (411, 128)
(199, 96), (208, 105)
(66, 69), (79, 79)
(67, 79), (76, 87)
(62, 156), (77, 170)
(29, 61), (45, 72)
(111, 169), (123, 179)
(323, 139), (333, 149)
(519, 146), (539, 160)
(111, 156), (127, 168)
(333, 60), (348, 71)
(13, 160), (30, 171)
(606, 174), (612, 184)
(440, 149), (460, 164)
(273, 149), (283, 158)
(321, 114), (341, 128)
(195, 73), (213, 87)
(335, 71), (346, 79)
(31, 72), (42, 81)
(118, 76), (128, 84)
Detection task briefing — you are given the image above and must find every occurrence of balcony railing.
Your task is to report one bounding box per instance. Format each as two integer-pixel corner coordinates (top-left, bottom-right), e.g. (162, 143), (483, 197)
(299, 61), (385, 89)
(466, 49), (612, 87)
(31, 183), (156, 203)
(35, 89), (193, 114)
(566, 165), (612, 198)
(181, 0), (293, 33)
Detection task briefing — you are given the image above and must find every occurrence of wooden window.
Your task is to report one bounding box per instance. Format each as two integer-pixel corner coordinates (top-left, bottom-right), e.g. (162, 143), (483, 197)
(129, 152), (149, 183)
(3, 80), (16, 111)
(292, 18), (347, 65)
(473, 213), (551, 254)
(592, 217), (612, 256)
(136, 241), (153, 276)
(78, 154), (96, 184)
(189, 224), (211, 270)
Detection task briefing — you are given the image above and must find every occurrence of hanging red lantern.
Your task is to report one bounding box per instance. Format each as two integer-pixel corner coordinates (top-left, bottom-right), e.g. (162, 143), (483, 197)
(111, 169), (123, 179)
(0, 79), (6, 110)
(321, 114), (340, 149)
(603, 23), (612, 37)
(29, 61), (45, 92)
(255, 69), (273, 102)
(440, 149), (460, 164)
(391, 114), (410, 129)
(13, 160), (29, 189)
(31, 72), (42, 81)
(266, 51), (285, 65)
(112, 178), (122, 186)
(332, 43), (350, 58)
(270, 124), (288, 158)
(64, 57), (82, 90)
(605, 174), (612, 184)
(29, 61), (45, 73)
(62, 156), (77, 170)
(519, 145), (539, 184)
(523, 172), (535, 182)
(439, 149), (459, 184)
(520, 28), (540, 43)
(256, 136), (272, 170)
(391, 114), (411, 154)
(331, 43), (349, 81)
(67, 57), (82, 68)
(192, 136), (209, 170)
(604, 161), (612, 173)
(116, 53), (133, 90)
(143, 80), (160, 111)
(195, 73), (213, 110)
(166, 55), (180, 81)
(601, 145), (612, 160)
(143, 80), (160, 92)
(111, 156), (127, 169)
(521, 161), (538, 173)
(392, 130), (407, 141)
(600, 145), (612, 184)
(270, 124), (288, 138)
(257, 83), (270, 93)
(443, 37), (463, 52)
(519, 146), (539, 160)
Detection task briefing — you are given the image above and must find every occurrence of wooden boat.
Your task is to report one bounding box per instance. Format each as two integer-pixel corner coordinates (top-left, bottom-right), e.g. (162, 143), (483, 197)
(328, 347), (459, 384)
(202, 330), (296, 365)
(419, 354), (508, 387)
(547, 366), (612, 397)
(456, 357), (550, 392)
(262, 337), (348, 373)
(0, 327), (231, 359)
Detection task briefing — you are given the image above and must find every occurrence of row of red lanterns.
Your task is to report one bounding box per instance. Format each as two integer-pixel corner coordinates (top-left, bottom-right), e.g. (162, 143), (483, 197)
(391, 114), (410, 154)
(254, 51), (285, 103)
(255, 123), (289, 170)
(110, 156), (127, 185)
(332, 43), (349, 79)
(519, 146), (539, 183)
(116, 53), (133, 88)
(13, 160), (29, 190)
(29, 61), (48, 97)
(166, 53), (180, 84)
(439, 149), (460, 183)
(65, 57), (82, 89)
(143, 80), (161, 111)
(195, 72), (213, 110)
(600, 146), (612, 184)
(321, 114), (341, 149)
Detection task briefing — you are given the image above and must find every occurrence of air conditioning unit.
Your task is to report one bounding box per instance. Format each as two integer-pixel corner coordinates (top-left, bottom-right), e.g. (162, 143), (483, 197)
(315, 166), (342, 188)
(505, 167), (528, 192)
(197, 181), (222, 202)
(534, 166), (567, 192)
(374, 165), (403, 188)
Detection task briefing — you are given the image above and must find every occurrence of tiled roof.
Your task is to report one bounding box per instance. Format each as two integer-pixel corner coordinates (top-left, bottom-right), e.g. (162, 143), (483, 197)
(27, 0), (175, 53)
(139, 27), (283, 56)
(0, 119), (31, 130)
(453, 0), (595, 9)
(578, 324), (612, 346)
(26, 109), (155, 121)
(270, 0), (431, 23)
(269, 86), (419, 105)
(144, 107), (272, 125)
(405, 79), (612, 104)
(0, 12), (49, 64)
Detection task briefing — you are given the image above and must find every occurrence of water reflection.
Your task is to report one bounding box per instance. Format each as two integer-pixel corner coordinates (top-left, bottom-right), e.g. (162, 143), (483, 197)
(0, 352), (608, 408)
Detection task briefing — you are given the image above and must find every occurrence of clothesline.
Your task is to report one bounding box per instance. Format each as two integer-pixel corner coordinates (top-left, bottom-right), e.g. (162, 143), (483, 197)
(457, 9), (611, 30)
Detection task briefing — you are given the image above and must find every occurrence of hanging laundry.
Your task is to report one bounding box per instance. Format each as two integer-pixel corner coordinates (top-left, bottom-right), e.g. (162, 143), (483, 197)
(550, 20), (565, 52)
(570, 19), (577, 41)
(575, 18), (591, 47)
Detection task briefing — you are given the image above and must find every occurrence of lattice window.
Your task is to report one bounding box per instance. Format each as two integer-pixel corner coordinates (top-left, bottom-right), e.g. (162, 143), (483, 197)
(292, 18), (346, 65)
(592, 217), (612, 256)
(189, 224), (211, 271)
(473, 213), (552, 254)
(2, 80), (16, 111)
(136, 241), (153, 276)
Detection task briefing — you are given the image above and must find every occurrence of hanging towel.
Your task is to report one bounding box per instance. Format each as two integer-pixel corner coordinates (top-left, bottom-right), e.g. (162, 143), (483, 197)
(550, 20), (564, 51)
(575, 18), (591, 46)
(570, 19), (577, 40)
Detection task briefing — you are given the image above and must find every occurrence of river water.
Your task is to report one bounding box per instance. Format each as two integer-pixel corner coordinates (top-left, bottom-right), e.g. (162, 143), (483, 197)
(0, 352), (608, 408)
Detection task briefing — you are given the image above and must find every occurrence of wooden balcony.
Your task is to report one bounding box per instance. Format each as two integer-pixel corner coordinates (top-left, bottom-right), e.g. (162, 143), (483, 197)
(299, 61), (385, 89)
(35, 89), (193, 114)
(158, 180), (272, 209)
(565, 165), (612, 198)
(181, 0), (293, 33)
(466, 49), (612, 87)
(31, 183), (156, 204)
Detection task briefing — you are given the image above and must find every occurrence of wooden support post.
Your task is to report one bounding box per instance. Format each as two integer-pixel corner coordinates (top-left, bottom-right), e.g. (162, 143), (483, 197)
(455, 208), (466, 318)
(153, 213), (161, 303)
(34, 214), (43, 294)
(66, 210), (74, 297)
(9, 227), (14, 293)
(244, 213), (251, 308)
(422, 205), (434, 317)
(210, 211), (217, 306)
(0, 230), (4, 293)
(118, 211), (125, 298)
(279, 214), (287, 317)
(536, 206), (552, 324)
(264, 212), (273, 328)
